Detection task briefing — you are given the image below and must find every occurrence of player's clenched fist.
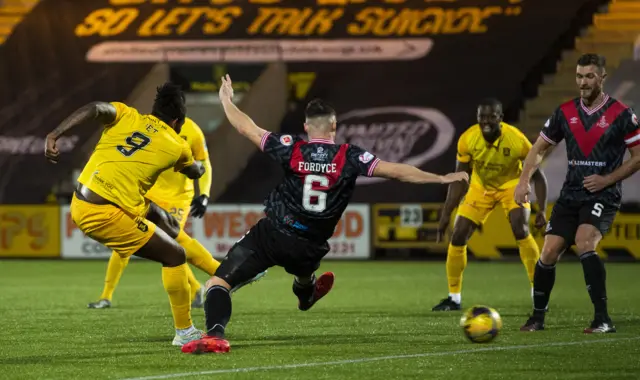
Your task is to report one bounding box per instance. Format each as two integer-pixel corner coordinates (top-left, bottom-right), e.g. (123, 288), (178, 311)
(440, 172), (469, 184)
(44, 134), (59, 164)
(514, 180), (530, 206)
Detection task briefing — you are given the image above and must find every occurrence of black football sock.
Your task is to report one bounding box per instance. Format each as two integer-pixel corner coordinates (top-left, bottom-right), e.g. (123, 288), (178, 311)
(204, 285), (232, 338)
(533, 260), (556, 319)
(579, 251), (609, 320)
(293, 274), (316, 304)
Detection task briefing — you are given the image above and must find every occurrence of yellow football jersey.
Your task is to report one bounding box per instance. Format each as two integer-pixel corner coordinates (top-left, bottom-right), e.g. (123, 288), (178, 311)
(77, 102), (194, 217)
(456, 122), (531, 190)
(145, 117), (209, 203)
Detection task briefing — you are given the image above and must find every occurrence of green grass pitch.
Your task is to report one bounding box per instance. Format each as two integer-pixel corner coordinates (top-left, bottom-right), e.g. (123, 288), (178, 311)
(1, 260), (639, 379)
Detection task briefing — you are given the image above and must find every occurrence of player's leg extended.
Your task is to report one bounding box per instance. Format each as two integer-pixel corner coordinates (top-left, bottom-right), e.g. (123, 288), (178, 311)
(284, 251), (334, 312)
(433, 204), (483, 311)
(146, 202), (209, 305)
(134, 228), (203, 345)
(181, 243), (271, 354)
(88, 251), (130, 309)
(520, 234), (566, 331)
(575, 218), (615, 333)
(147, 201), (221, 276)
(506, 204), (540, 290)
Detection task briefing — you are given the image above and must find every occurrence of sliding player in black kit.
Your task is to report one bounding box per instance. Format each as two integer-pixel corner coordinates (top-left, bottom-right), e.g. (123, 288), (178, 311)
(514, 54), (640, 333)
(181, 75), (469, 354)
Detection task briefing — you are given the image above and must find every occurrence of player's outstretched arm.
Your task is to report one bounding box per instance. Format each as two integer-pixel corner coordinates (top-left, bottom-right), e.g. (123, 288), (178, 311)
(514, 137), (554, 205)
(218, 74), (267, 149)
(441, 161), (471, 215)
(372, 160), (469, 184)
(45, 102), (117, 163)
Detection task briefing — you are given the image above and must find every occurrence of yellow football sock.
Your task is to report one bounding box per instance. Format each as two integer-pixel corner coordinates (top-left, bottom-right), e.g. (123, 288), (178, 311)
(99, 251), (130, 301)
(446, 245), (467, 294)
(185, 264), (201, 302)
(162, 264), (192, 330)
(517, 234), (540, 287)
(176, 230), (220, 276)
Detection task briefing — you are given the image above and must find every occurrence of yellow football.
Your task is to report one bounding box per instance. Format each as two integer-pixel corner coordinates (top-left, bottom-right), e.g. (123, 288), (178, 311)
(460, 305), (503, 343)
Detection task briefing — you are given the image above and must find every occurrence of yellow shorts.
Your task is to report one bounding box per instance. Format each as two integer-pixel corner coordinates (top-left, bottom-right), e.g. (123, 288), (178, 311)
(145, 195), (191, 230)
(70, 194), (157, 258)
(457, 185), (530, 225)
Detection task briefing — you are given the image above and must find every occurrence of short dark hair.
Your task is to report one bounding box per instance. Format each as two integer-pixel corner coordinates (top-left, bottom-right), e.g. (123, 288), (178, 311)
(478, 98), (502, 110)
(305, 98), (336, 119)
(577, 53), (606, 70)
(152, 82), (186, 125)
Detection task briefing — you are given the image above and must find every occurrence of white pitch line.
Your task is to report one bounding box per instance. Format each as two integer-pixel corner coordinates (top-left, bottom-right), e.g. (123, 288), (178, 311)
(120, 336), (640, 380)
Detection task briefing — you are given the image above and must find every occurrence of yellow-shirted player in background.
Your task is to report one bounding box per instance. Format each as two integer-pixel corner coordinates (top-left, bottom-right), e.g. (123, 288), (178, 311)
(45, 84), (205, 346)
(87, 117), (219, 309)
(433, 98), (548, 311)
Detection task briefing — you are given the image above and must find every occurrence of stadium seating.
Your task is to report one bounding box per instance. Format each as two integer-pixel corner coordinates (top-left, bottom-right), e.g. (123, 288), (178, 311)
(0, 0), (39, 45)
(520, 0), (640, 139)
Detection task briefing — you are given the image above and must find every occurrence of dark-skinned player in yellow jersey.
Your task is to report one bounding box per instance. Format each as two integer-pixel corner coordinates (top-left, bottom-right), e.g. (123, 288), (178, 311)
(433, 99), (548, 311)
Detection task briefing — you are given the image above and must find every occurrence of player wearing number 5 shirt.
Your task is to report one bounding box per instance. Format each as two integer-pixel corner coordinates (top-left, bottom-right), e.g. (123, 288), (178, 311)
(515, 54), (640, 334)
(180, 74), (470, 354)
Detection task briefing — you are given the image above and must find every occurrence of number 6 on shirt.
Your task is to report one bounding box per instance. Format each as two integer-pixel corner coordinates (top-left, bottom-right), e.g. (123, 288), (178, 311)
(303, 175), (329, 212)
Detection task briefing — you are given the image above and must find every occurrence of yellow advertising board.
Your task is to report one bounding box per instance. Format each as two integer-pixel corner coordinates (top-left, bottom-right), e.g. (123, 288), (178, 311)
(0, 205), (60, 258)
(373, 203), (640, 259)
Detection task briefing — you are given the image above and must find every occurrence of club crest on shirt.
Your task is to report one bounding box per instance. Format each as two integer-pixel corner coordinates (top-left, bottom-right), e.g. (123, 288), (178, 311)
(597, 116), (609, 129)
(632, 113), (638, 126)
(359, 152), (374, 163)
(280, 135), (293, 146)
(503, 147), (510, 157)
(137, 221), (149, 232)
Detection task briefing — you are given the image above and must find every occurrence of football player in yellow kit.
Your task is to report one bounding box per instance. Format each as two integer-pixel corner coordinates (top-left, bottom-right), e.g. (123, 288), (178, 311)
(87, 117), (222, 309)
(433, 99), (548, 311)
(45, 84), (205, 346)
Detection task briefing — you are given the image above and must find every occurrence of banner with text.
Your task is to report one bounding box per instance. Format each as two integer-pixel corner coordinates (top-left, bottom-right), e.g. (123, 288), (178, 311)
(60, 204), (370, 259)
(0, 205), (60, 258)
(0, 0), (601, 204)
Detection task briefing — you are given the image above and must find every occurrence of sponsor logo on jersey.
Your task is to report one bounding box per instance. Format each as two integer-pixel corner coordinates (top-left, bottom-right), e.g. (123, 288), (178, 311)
(336, 107), (455, 185)
(310, 146), (328, 161)
(359, 151), (374, 163)
(568, 159), (607, 167)
(280, 134), (293, 146)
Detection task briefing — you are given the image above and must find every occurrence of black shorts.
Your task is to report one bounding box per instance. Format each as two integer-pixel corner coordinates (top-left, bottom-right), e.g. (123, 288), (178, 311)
(545, 198), (617, 246)
(214, 218), (330, 288)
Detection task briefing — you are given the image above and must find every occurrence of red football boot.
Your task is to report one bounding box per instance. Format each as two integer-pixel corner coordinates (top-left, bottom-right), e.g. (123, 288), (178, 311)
(299, 272), (335, 311)
(181, 335), (231, 354)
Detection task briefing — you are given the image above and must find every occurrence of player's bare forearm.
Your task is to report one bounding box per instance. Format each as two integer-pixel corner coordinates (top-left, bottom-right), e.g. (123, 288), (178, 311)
(531, 168), (548, 212)
(520, 137), (553, 182)
(48, 102), (116, 139)
(442, 161), (471, 214)
(180, 161), (205, 180)
(374, 161), (447, 184)
(220, 97), (266, 148)
(603, 145), (640, 185)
